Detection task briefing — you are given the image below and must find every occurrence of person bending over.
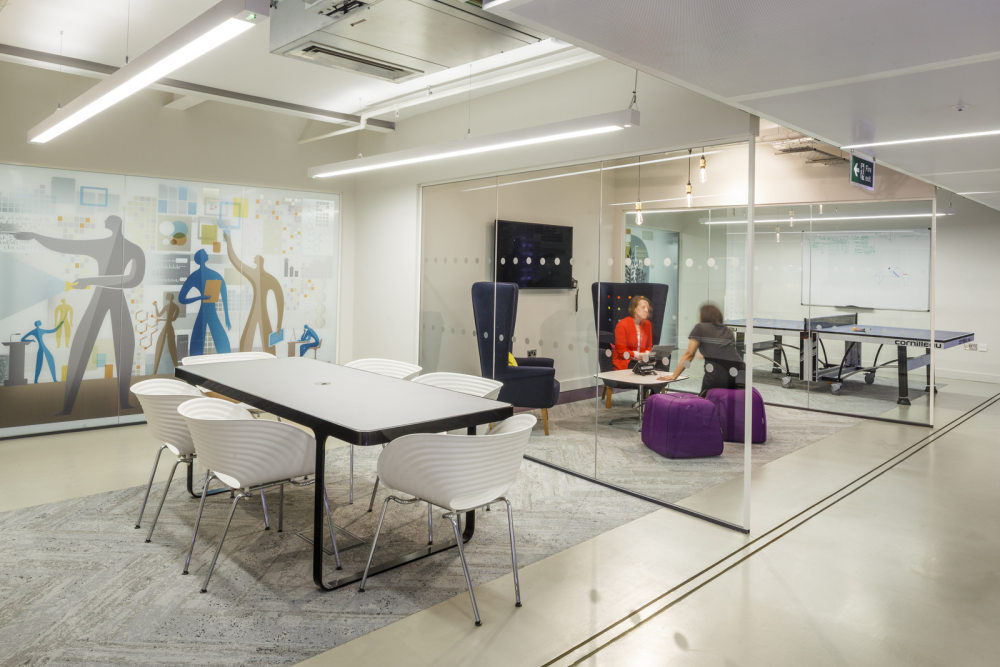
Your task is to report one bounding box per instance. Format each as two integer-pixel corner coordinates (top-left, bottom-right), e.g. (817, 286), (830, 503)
(612, 295), (653, 370)
(665, 302), (744, 395)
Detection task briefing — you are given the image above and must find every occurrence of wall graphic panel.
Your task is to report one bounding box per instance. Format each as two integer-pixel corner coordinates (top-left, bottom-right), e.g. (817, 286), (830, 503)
(0, 164), (341, 437)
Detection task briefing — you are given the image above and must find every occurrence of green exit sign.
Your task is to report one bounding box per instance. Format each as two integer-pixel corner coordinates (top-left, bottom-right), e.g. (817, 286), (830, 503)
(850, 154), (874, 191)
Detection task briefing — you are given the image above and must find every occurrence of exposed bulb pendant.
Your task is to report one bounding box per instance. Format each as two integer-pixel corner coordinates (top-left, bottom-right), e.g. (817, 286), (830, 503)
(789, 209), (795, 228)
(699, 150), (707, 183)
(775, 226), (781, 243)
(686, 148), (693, 207)
(634, 201), (644, 225)
(634, 153), (643, 224)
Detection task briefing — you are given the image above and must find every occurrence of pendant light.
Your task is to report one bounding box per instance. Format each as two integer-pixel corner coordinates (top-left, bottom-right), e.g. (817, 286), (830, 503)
(685, 149), (693, 207)
(634, 154), (643, 225)
(699, 148), (707, 183)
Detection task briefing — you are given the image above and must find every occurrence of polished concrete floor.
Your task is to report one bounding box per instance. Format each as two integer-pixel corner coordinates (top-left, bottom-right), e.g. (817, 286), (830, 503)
(2, 381), (997, 665)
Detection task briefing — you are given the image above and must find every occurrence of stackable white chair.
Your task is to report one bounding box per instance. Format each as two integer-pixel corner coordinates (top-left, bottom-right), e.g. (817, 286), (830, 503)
(180, 351), (277, 418)
(178, 397), (341, 593)
(344, 357), (422, 380)
(342, 357), (422, 502)
(367, 372), (504, 519)
(131, 379), (204, 542)
(360, 413), (536, 626)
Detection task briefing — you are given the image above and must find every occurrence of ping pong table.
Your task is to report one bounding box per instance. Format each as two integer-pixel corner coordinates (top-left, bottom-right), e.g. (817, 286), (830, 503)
(726, 316), (974, 405)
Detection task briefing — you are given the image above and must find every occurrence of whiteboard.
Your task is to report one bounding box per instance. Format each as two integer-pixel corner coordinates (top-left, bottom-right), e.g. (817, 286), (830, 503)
(801, 230), (930, 311)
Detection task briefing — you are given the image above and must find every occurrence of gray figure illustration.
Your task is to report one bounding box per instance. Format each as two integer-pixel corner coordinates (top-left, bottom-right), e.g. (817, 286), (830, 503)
(152, 293), (180, 373)
(224, 230), (284, 354)
(21, 319), (63, 383)
(15, 215), (146, 414)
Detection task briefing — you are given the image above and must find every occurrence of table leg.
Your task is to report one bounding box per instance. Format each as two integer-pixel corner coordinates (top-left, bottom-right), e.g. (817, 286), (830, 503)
(313, 428), (331, 590)
(463, 424), (477, 542)
(896, 345), (911, 405)
(772, 335), (782, 373)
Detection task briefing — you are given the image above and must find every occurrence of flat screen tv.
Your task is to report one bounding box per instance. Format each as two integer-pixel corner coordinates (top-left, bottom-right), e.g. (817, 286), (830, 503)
(494, 219), (574, 289)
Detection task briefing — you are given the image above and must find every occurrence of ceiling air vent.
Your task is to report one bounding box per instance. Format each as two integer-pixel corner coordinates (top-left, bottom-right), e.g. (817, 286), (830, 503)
(292, 42), (422, 81)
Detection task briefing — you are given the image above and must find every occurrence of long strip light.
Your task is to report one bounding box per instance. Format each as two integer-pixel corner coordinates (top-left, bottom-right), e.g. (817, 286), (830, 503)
(309, 109), (639, 179)
(842, 129), (1000, 150)
(28, 0), (268, 144)
(702, 212), (949, 225)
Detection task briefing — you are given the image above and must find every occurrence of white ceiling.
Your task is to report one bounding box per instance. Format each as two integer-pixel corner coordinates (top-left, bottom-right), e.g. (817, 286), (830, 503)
(0, 0), (595, 131)
(487, 0), (1000, 212)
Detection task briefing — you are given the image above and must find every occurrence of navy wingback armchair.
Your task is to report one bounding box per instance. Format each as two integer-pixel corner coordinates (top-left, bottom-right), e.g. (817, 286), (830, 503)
(591, 282), (670, 407)
(471, 282), (559, 435)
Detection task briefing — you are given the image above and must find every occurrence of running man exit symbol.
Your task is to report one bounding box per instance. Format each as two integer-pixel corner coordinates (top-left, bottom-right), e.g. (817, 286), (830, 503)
(851, 154), (874, 191)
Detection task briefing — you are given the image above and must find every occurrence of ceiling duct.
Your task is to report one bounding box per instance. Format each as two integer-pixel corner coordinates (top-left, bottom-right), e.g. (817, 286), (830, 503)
(772, 136), (846, 166)
(270, 0), (547, 82)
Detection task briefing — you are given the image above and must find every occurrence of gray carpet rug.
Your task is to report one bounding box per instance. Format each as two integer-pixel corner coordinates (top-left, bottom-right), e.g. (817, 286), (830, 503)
(0, 402), (858, 665)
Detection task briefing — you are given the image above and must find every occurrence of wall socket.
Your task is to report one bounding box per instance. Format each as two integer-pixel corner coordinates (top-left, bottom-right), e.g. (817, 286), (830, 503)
(963, 342), (988, 352)
(527, 349), (537, 357)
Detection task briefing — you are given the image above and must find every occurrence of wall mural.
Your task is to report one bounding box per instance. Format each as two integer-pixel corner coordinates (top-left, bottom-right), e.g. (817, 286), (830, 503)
(0, 164), (340, 436)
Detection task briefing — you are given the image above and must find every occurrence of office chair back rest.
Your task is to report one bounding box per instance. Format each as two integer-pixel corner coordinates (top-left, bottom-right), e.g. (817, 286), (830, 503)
(345, 357), (422, 380)
(179, 351), (276, 365)
(471, 282), (518, 380)
(131, 379), (204, 456)
(412, 372), (503, 400)
(178, 398), (316, 489)
(378, 413), (536, 511)
(591, 282), (669, 371)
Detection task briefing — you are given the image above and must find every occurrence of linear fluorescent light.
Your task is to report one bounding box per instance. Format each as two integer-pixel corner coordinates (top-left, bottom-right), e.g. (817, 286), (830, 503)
(703, 212), (949, 225)
(28, 0), (268, 144)
(461, 149), (722, 193)
(842, 129), (1000, 150)
(309, 109), (639, 179)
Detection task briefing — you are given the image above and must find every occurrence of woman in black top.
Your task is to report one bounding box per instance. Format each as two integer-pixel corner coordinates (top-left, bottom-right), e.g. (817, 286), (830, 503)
(664, 302), (745, 395)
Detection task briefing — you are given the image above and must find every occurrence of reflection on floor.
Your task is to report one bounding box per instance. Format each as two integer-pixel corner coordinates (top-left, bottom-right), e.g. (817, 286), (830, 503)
(527, 392), (859, 504)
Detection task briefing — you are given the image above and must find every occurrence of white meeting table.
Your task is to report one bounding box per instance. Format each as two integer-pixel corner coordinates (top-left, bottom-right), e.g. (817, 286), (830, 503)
(176, 357), (513, 590)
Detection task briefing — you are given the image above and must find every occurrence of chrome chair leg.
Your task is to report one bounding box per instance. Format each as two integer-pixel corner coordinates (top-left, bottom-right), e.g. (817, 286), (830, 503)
(277, 483), (284, 533)
(201, 492), (246, 593)
(322, 485), (342, 570)
(427, 503), (434, 545)
(136, 445), (167, 528)
(184, 471), (213, 575)
(447, 512), (481, 626)
(367, 476), (380, 512)
(502, 498), (521, 607)
(260, 489), (270, 530)
(144, 455), (184, 543)
(349, 445), (355, 503)
(360, 496), (392, 591)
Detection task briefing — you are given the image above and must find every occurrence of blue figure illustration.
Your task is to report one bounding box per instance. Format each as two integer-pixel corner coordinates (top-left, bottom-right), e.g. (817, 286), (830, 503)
(21, 319), (64, 383)
(178, 248), (231, 355)
(298, 324), (320, 357)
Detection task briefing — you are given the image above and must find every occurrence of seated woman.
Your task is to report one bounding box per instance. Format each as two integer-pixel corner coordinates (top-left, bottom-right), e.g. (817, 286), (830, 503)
(612, 295), (653, 370)
(665, 302), (745, 395)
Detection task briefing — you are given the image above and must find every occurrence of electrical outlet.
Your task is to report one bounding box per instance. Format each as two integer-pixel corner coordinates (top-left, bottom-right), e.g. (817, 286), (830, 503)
(980, 343), (989, 352)
(966, 342), (979, 352)
(527, 349), (537, 357)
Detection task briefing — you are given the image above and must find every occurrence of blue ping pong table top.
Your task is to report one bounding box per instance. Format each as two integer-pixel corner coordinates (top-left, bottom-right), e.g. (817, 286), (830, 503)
(725, 318), (834, 331)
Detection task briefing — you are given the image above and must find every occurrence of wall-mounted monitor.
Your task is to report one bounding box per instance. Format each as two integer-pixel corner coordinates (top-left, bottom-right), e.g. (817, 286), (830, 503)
(494, 219), (574, 289)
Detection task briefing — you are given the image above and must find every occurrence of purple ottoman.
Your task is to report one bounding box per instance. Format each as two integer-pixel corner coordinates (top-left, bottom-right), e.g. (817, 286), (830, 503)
(705, 388), (767, 443)
(641, 393), (723, 459)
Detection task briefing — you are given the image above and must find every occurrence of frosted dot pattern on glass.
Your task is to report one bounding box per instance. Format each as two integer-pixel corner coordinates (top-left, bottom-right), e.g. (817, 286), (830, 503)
(624, 257), (632, 267)
(526, 257), (532, 264)
(707, 257), (716, 267)
(643, 258), (651, 266)
(512, 257), (518, 265)
(664, 257), (672, 267)
(607, 258), (614, 266)
(685, 258), (694, 268)
(500, 257), (506, 265)
(729, 366), (738, 377)
(498, 334), (504, 341)
(540, 258), (546, 265)
(705, 362), (714, 373)
(605, 349), (612, 357)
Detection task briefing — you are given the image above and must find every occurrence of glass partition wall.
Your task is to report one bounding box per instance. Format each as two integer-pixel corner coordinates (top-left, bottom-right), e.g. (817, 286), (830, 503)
(420, 141), (754, 531)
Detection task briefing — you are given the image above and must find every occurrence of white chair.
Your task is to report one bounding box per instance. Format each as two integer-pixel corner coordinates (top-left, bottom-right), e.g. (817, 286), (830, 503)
(367, 371), (504, 517)
(360, 413), (536, 626)
(180, 351), (277, 418)
(344, 357), (422, 380)
(131, 379), (203, 542)
(341, 357), (423, 502)
(178, 397), (342, 592)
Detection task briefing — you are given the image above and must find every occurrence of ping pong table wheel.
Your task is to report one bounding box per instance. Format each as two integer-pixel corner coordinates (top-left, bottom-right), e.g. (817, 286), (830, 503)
(780, 376), (792, 388)
(864, 371), (876, 385)
(830, 382), (842, 395)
